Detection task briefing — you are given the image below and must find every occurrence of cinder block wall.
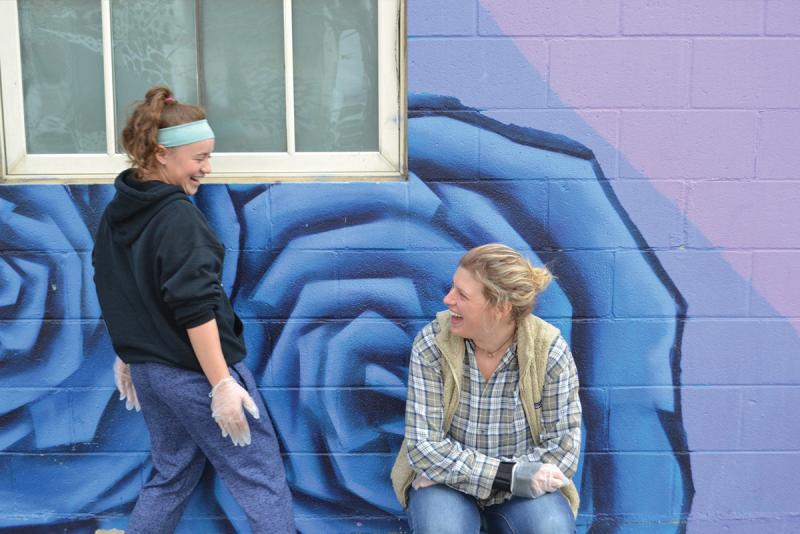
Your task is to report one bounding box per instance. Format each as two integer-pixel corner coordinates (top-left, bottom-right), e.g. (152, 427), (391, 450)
(1, 1), (798, 532)
(410, 1), (799, 532)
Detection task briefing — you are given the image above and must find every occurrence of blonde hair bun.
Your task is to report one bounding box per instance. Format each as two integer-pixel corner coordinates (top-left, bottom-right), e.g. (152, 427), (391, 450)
(459, 243), (552, 322)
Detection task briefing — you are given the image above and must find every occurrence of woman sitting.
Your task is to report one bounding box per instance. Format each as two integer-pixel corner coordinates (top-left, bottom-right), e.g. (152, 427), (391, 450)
(392, 243), (581, 534)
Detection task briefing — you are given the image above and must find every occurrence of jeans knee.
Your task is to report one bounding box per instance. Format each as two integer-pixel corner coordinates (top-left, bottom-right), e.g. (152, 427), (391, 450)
(535, 509), (575, 534)
(407, 486), (480, 534)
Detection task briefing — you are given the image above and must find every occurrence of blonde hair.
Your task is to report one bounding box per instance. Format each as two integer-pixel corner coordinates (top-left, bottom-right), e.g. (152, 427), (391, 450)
(121, 85), (206, 177)
(458, 243), (552, 322)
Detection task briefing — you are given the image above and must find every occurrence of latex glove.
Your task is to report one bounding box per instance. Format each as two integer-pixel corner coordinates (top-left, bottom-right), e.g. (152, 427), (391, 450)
(209, 377), (260, 446)
(114, 357), (140, 411)
(511, 462), (568, 498)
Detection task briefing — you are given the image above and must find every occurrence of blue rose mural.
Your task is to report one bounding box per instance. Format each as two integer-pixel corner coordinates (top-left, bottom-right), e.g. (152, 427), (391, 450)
(0, 96), (691, 533)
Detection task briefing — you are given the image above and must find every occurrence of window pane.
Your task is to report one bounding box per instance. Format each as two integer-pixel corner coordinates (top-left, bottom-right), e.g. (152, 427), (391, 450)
(201, 0), (286, 152)
(112, 0), (198, 150)
(19, 0), (105, 154)
(292, 0), (379, 152)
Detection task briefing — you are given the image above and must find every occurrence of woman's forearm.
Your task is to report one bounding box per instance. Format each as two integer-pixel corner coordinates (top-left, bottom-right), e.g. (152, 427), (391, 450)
(187, 318), (230, 387)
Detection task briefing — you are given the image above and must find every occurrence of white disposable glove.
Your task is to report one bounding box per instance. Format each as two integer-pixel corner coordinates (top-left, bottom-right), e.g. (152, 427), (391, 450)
(510, 462), (568, 498)
(209, 377), (260, 447)
(114, 357), (140, 411)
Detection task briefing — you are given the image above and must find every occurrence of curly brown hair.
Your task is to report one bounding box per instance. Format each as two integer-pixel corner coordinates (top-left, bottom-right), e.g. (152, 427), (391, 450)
(120, 85), (206, 177)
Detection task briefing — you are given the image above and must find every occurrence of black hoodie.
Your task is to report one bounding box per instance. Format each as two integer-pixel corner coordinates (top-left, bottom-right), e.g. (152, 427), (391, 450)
(92, 169), (245, 372)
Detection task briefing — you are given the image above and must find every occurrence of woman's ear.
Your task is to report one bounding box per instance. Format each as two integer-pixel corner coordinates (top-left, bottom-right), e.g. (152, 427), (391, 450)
(494, 301), (513, 323)
(154, 145), (169, 166)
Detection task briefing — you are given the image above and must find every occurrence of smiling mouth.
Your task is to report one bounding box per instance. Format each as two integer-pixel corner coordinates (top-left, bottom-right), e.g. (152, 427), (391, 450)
(451, 312), (463, 320)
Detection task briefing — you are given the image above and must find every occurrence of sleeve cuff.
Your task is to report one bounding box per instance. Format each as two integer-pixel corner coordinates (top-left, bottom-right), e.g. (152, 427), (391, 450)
(179, 308), (216, 329)
(473, 456), (500, 500)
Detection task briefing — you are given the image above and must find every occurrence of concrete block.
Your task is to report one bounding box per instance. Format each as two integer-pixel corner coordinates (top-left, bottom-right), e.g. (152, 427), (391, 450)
(608, 387), (681, 451)
(681, 319), (800, 385)
(69, 389), (150, 453)
(263, 317), (415, 387)
(10, 453), (145, 515)
(681, 387), (742, 451)
(228, 184), (271, 249)
(262, 387), (404, 453)
(479, 128), (597, 181)
(613, 251), (685, 318)
(423, 181), (549, 251)
(580, 387), (609, 452)
(549, 181), (640, 248)
(409, 38), (548, 109)
(581, 452), (678, 515)
(622, 0), (763, 35)
(766, 0), (800, 35)
(409, 115), (480, 182)
(269, 182), (408, 250)
(544, 251), (615, 318)
(0, 455), (14, 514)
(757, 111), (800, 179)
(240, 250), (338, 319)
(752, 252), (800, 317)
(647, 250), (751, 317)
(571, 319), (681, 387)
(485, 109), (620, 178)
(620, 111), (756, 179)
(687, 182), (800, 248)
(0, 252), (98, 320)
(336, 250), (463, 314)
(688, 518), (799, 534)
(740, 387), (800, 450)
(479, 0), (618, 36)
(610, 181), (685, 248)
(692, 39), (800, 108)
(284, 452), (403, 515)
(549, 39), (690, 108)
(294, 517), (410, 532)
(690, 452), (800, 515)
(409, 0), (475, 36)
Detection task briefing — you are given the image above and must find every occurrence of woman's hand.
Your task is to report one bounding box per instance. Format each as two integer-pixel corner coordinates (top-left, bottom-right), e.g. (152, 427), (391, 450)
(113, 357), (140, 412)
(510, 462), (568, 498)
(209, 377), (260, 446)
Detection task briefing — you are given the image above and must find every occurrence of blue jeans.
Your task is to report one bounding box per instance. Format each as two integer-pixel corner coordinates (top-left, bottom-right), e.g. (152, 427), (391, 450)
(407, 484), (575, 534)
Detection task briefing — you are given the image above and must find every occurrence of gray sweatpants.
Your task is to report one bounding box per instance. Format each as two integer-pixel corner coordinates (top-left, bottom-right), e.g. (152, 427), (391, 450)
(127, 361), (295, 533)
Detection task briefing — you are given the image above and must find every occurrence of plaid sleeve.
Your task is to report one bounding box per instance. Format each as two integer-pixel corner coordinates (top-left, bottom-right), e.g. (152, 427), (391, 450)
(514, 335), (582, 477)
(404, 320), (500, 499)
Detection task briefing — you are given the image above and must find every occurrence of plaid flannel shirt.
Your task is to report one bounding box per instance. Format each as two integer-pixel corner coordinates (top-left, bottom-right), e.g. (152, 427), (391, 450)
(405, 318), (581, 507)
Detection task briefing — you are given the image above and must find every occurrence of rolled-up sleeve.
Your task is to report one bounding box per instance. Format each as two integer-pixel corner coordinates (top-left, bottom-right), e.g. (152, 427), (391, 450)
(154, 205), (223, 329)
(159, 244), (222, 328)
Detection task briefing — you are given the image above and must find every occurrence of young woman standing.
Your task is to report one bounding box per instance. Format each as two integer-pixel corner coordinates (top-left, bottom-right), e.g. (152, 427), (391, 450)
(93, 85), (295, 533)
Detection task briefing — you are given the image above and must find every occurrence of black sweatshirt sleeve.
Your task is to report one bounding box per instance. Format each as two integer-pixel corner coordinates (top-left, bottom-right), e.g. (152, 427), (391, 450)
(156, 204), (224, 329)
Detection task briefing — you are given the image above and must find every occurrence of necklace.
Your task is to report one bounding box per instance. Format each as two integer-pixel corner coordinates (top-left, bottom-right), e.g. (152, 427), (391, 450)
(476, 331), (516, 359)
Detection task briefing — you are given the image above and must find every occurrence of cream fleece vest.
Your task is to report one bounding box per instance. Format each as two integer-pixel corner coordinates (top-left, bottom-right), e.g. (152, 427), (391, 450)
(390, 311), (580, 517)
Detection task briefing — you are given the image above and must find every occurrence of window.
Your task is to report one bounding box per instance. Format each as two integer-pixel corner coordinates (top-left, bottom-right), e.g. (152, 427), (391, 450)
(0, 0), (406, 182)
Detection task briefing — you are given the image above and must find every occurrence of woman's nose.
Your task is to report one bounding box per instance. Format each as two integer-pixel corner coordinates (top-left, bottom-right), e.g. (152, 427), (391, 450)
(443, 288), (454, 305)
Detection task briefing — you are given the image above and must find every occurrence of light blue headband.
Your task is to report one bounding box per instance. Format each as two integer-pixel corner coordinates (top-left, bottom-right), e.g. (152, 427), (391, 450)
(157, 119), (215, 147)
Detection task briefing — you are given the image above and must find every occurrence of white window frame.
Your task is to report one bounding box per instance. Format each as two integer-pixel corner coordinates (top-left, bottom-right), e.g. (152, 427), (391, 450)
(0, 0), (406, 183)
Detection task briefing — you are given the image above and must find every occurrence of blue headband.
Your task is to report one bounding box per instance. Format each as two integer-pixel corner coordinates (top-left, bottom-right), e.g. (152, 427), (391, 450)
(157, 119), (215, 147)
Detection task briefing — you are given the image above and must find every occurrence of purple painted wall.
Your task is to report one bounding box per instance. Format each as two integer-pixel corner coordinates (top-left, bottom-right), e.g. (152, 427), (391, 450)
(410, 1), (800, 532)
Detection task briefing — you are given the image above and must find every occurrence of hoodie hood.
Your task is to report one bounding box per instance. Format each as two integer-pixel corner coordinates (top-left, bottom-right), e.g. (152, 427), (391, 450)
(106, 168), (187, 245)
